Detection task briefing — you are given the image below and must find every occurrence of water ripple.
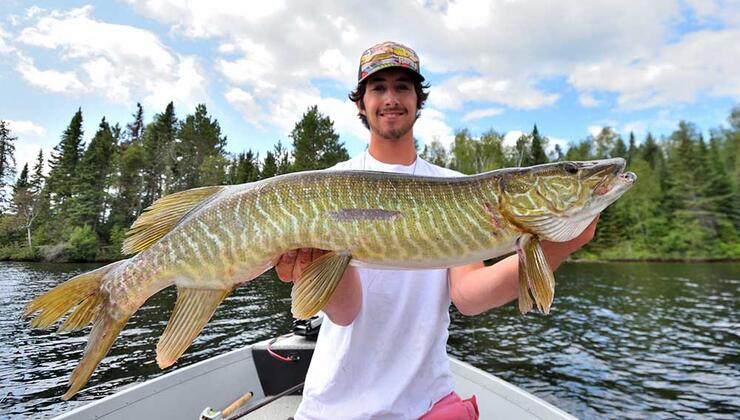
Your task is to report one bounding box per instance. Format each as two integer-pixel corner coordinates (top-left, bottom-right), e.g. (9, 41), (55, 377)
(2, 262), (739, 418)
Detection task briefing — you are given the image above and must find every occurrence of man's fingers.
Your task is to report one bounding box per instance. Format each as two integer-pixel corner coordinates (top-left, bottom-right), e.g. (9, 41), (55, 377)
(292, 248), (313, 281)
(275, 249), (298, 282)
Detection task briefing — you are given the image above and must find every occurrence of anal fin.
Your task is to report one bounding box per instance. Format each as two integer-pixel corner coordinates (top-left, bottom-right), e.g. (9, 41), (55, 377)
(291, 252), (351, 320)
(156, 287), (232, 369)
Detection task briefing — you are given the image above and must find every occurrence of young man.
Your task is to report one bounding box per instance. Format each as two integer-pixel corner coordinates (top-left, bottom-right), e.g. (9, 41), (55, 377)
(277, 41), (598, 419)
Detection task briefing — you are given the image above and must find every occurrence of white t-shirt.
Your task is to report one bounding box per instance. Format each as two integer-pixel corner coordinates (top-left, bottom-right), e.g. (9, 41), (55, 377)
(295, 151), (464, 420)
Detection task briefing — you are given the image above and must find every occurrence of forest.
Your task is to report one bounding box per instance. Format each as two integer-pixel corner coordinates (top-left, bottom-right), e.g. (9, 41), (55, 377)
(0, 102), (738, 262)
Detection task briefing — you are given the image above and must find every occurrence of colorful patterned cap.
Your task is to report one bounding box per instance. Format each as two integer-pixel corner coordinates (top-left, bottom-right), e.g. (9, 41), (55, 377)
(357, 41), (424, 83)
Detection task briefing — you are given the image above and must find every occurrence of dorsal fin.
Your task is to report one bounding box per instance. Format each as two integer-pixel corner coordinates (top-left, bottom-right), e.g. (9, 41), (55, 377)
(123, 186), (225, 255)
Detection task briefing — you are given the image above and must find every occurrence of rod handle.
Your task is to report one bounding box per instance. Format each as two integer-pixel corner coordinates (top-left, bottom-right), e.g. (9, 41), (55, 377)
(222, 391), (254, 418)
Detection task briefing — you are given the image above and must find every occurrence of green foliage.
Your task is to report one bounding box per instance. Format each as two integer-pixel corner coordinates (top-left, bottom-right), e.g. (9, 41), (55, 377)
(290, 105), (349, 171)
(5, 102), (738, 263)
(420, 139), (449, 167)
(0, 120), (18, 212)
(67, 225), (99, 261)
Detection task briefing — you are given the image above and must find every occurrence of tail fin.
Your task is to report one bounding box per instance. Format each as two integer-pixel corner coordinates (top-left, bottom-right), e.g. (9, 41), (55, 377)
(24, 260), (129, 400)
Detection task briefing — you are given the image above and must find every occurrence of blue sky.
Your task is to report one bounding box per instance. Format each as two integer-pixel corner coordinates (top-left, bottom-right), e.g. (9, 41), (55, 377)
(1, 0), (739, 173)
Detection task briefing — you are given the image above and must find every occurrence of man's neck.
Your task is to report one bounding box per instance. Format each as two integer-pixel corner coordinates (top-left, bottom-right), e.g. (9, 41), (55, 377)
(367, 134), (417, 165)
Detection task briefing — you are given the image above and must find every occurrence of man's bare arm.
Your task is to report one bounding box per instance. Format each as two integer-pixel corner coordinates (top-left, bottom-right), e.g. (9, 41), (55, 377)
(450, 216), (599, 316)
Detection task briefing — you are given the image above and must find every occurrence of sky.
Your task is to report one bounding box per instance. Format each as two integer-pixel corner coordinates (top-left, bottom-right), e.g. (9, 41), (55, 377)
(1, 0), (739, 174)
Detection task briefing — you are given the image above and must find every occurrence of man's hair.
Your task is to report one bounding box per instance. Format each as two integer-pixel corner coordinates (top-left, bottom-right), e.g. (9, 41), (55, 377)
(348, 73), (431, 129)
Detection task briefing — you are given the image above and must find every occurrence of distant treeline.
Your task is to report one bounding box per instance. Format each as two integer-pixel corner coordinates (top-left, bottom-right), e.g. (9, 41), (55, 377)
(0, 102), (738, 262)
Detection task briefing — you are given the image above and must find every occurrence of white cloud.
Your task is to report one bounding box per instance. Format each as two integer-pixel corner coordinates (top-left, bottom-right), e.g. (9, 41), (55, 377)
(588, 125), (605, 137)
(0, 25), (15, 54)
(5, 120), (47, 138)
(569, 29), (740, 109)
(461, 107), (504, 122)
(546, 136), (570, 157)
(503, 130), (525, 148)
(578, 93), (601, 107)
(414, 108), (455, 147)
(432, 76), (559, 110)
(15, 6), (207, 109)
(17, 54), (86, 93)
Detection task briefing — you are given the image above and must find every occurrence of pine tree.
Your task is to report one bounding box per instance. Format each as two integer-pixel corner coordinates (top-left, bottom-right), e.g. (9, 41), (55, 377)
(640, 133), (661, 170)
(627, 132), (638, 165)
(290, 106), (349, 171)
(611, 137), (627, 159)
(142, 102), (177, 207)
(230, 150), (260, 184)
(0, 120), (18, 213)
(70, 117), (117, 233)
(272, 141), (291, 175)
(529, 124), (548, 165)
(173, 104), (227, 190)
(46, 108), (84, 209)
(261, 151), (278, 179)
(111, 104), (147, 228)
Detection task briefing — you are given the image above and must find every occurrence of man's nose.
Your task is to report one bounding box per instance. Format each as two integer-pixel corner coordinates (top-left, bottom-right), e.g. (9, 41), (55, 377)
(383, 89), (400, 106)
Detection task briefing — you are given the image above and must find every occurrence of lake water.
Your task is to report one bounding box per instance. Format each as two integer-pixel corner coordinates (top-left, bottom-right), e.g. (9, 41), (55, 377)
(1, 261), (738, 419)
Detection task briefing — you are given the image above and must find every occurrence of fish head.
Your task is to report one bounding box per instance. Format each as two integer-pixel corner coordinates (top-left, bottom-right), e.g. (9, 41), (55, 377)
(499, 158), (637, 242)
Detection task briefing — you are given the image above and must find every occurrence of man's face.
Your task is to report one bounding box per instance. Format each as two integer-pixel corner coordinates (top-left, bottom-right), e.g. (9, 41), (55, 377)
(358, 68), (418, 141)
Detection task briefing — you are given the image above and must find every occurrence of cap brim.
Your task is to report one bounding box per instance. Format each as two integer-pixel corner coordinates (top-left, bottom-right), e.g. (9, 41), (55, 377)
(358, 65), (425, 84)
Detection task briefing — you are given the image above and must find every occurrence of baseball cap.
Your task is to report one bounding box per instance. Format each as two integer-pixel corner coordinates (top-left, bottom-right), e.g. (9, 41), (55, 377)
(357, 41), (424, 83)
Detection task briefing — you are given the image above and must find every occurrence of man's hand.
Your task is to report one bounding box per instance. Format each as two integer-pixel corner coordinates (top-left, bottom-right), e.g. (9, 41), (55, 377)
(274, 248), (362, 326)
(540, 214), (600, 270)
(275, 248), (328, 283)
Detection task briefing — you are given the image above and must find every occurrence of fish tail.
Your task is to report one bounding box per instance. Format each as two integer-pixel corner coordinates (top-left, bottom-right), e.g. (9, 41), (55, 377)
(24, 259), (130, 399)
(63, 311), (131, 400)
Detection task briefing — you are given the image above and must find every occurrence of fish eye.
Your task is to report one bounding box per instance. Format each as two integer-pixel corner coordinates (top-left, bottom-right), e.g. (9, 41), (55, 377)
(563, 162), (578, 174)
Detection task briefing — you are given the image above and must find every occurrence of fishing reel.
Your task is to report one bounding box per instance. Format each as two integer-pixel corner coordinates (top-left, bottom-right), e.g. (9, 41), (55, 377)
(292, 315), (322, 341)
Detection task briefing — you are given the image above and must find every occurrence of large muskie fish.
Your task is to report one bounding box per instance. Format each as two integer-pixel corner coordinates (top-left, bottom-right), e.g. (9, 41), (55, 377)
(25, 158), (635, 399)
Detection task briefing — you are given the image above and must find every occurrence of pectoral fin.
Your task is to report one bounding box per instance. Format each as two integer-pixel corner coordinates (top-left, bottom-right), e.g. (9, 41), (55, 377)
(516, 235), (556, 314)
(291, 252), (351, 320)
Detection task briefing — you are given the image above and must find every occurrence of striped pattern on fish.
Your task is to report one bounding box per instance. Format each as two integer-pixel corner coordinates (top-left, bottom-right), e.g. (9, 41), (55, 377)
(24, 158), (636, 399)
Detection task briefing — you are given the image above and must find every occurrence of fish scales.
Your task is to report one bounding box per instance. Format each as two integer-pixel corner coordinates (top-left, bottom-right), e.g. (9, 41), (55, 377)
(25, 159), (636, 399)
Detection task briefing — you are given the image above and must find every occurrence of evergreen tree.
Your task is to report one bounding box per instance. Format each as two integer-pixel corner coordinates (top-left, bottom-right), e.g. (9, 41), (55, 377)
(290, 106), (349, 171)
(529, 125), (548, 165)
(46, 108), (84, 209)
(111, 104), (147, 228)
(126, 102), (145, 142)
(30, 149), (45, 194)
(611, 137), (628, 159)
(272, 141), (291, 175)
(261, 151), (278, 179)
(0, 120), (17, 213)
(173, 104), (227, 190)
(70, 117), (117, 233)
(641, 132), (662, 170)
(230, 150), (260, 184)
(627, 132), (638, 165)
(142, 102), (177, 207)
